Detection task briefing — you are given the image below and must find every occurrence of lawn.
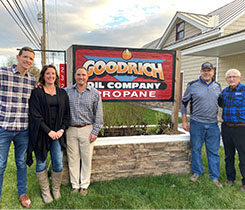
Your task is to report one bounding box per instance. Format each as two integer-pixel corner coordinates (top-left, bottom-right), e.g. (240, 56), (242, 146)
(1, 144), (245, 209)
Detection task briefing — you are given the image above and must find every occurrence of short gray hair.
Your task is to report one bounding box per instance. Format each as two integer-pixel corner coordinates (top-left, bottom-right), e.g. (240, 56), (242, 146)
(225, 69), (241, 77)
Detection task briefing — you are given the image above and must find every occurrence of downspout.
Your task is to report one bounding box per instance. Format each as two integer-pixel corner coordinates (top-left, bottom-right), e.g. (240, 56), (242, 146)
(216, 57), (219, 81)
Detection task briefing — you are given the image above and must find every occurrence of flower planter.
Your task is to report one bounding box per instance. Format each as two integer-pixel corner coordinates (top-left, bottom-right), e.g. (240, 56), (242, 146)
(62, 128), (191, 184)
(92, 128), (191, 181)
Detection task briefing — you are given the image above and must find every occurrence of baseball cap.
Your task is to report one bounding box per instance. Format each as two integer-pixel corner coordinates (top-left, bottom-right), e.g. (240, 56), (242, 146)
(201, 62), (214, 70)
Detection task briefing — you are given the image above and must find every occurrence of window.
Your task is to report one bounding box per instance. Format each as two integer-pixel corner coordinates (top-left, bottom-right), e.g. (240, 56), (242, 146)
(176, 21), (184, 41)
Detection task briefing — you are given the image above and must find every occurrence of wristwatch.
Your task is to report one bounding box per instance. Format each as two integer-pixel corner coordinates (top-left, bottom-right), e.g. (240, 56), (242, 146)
(60, 129), (64, 133)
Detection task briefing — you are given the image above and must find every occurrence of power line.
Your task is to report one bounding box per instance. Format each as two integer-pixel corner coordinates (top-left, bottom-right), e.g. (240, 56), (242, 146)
(14, 0), (41, 44)
(6, 0), (41, 47)
(23, 0), (41, 35)
(0, 0), (40, 48)
(32, 0), (40, 14)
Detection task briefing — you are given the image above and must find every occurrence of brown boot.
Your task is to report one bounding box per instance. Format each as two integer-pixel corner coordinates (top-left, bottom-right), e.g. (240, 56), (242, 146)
(51, 171), (63, 200)
(36, 170), (53, 203)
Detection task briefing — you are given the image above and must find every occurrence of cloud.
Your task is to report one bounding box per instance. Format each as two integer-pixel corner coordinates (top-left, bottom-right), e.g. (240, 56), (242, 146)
(0, 0), (233, 66)
(46, 0), (174, 49)
(71, 12), (171, 48)
(45, 0), (232, 50)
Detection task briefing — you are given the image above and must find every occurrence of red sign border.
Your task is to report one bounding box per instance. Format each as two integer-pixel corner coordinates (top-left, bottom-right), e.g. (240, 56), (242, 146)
(70, 44), (176, 102)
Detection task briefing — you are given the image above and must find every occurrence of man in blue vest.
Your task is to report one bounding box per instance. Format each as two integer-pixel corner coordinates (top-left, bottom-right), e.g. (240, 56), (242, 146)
(181, 62), (222, 187)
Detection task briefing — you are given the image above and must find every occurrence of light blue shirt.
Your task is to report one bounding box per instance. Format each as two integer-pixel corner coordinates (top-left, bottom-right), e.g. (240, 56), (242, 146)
(65, 84), (103, 135)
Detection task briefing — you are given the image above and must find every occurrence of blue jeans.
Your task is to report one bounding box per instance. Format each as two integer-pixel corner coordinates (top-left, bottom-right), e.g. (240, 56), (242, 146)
(35, 140), (63, 173)
(190, 120), (220, 180)
(0, 127), (29, 197)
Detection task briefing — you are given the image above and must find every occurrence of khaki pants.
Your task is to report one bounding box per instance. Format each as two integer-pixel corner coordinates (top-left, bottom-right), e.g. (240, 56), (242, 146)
(66, 125), (94, 189)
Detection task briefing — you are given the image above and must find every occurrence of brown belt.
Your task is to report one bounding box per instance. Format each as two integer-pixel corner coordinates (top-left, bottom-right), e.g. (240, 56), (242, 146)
(71, 124), (89, 128)
(225, 122), (245, 127)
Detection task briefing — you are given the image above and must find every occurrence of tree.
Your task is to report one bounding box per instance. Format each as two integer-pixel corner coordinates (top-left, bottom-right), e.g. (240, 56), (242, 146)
(6, 56), (17, 66)
(28, 66), (40, 82)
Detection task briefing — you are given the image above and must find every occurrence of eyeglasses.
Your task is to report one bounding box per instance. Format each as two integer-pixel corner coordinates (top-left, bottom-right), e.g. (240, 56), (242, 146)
(226, 76), (240, 79)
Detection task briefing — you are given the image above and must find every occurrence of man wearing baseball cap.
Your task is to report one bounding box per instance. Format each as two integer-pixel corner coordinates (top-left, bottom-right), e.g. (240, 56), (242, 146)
(181, 62), (222, 187)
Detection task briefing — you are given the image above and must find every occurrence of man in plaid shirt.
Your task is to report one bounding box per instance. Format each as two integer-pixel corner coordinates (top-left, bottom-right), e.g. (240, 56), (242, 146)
(0, 46), (36, 208)
(65, 66), (103, 196)
(219, 68), (245, 191)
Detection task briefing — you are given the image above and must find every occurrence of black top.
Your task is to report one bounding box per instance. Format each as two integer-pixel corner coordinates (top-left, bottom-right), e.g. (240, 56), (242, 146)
(27, 87), (70, 166)
(41, 93), (58, 132)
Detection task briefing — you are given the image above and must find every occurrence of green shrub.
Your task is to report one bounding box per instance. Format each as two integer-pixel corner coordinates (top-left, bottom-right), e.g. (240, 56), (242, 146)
(145, 112), (179, 135)
(101, 103), (179, 136)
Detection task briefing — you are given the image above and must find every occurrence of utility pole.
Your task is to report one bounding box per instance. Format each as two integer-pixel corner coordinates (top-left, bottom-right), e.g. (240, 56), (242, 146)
(51, 52), (55, 64)
(41, 0), (46, 66)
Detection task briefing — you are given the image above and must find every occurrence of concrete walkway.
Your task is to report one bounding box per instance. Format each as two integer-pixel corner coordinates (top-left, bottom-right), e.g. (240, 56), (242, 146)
(149, 107), (183, 118)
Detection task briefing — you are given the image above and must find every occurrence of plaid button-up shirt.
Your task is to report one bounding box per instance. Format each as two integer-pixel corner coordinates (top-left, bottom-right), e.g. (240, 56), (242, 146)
(65, 84), (103, 136)
(221, 82), (245, 123)
(0, 65), (36, 131)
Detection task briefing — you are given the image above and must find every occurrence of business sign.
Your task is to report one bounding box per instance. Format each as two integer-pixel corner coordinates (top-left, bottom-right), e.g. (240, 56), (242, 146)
(59, 64), (66, 88)
(73, 45), (175, 101)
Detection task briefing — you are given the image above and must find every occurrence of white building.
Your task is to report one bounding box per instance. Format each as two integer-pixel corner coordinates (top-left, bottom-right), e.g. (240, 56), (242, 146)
(144, 0), (245, 96)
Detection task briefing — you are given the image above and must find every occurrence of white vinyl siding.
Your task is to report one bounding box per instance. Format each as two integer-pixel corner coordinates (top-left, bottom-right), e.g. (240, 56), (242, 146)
(164, 28), (177, 47)
(181, 56), (217, 92)
(163, 21), (202, 47)
(218, 53), (245, 89)
(184, 22), (202, 39)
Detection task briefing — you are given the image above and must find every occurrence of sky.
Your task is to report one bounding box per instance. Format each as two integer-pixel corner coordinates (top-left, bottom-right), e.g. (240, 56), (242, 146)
(0, 0), (233, 67)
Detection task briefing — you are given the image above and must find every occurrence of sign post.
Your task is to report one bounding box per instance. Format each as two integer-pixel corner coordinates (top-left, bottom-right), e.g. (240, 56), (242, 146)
(171, 50), (181, 131)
